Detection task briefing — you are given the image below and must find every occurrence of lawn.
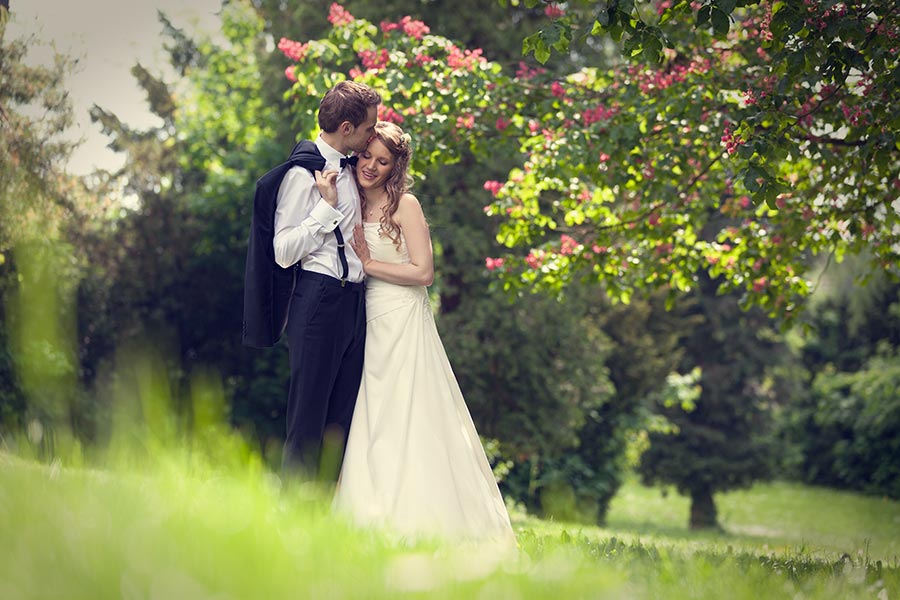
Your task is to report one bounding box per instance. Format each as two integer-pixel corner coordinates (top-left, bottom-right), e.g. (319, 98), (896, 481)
(1, 451), (897, 599)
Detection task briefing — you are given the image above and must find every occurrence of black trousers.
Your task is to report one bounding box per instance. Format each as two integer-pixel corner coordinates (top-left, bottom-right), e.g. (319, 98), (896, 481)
(282, 269), (366, 481)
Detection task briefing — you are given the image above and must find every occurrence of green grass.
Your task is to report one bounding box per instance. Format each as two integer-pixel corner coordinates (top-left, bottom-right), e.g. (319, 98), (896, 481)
(602, 478), (900, 560)
(2, 449), (898, 599)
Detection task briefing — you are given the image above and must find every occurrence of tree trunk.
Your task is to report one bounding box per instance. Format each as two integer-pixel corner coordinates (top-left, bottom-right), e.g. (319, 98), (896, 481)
(689, 486), (720, 530)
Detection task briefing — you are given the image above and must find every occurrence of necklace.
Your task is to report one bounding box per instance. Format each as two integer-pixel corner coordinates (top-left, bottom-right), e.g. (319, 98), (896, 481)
(366, 204), (386, 217)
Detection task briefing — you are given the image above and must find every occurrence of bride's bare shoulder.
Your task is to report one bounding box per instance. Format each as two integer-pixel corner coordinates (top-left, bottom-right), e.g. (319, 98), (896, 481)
(398, 192), (421, 209)
(396, 193), (425, 221)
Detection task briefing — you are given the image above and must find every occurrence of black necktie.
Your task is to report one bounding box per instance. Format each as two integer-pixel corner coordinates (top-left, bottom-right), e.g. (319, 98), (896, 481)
(340, 155), (358, 169)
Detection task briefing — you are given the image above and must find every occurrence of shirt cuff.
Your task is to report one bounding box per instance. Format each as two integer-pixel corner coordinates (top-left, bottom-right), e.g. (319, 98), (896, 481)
(309, 198), (344, 232)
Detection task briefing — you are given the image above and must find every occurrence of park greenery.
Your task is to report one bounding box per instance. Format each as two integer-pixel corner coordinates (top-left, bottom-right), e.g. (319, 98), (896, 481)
(2, 443), (899, 598)
(1, 1), (900, 592)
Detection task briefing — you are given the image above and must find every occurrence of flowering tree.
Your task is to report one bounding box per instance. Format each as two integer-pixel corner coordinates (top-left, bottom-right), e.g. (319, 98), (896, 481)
(279, 2), (899, 320)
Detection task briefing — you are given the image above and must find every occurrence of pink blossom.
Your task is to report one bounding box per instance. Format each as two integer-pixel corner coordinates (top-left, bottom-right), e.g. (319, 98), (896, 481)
(284, 66), (297, 82)
(483, 180), (503, 196)
(739, 195), (751, 209)
(378, 106), (405, 124)
(528, 120), (539, 134)
(414, 52), (434, 66)
(559, 234), (578, 255)
(380, 20), (400, 34)
(496, 116), (511, 131)
(485, 257), (505, 271)
(515, 61), (546, 80)
(720, 126), (744, 155)
(551, 81), (566, 98)
(359, 48), (390, 70)
(582, 104), (618, 125)
(648, 212), (660, 227)
(277, 38), (309, 61)
(447, 44), (486, 71)
(456, 114), (475, 130)
(544, 4), (565, 18)
(598, 153), (611, 163)
(328, 3), (355, 26)
(400, 15), (430, 39)
(634, 58), (710, 94)
(525, 250), (545, 269)
(348, 67), (363, 79)
(752, 277), (767, 292)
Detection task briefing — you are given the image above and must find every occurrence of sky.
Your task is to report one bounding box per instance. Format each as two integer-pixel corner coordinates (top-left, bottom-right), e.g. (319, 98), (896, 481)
(7, 0), (223, 175)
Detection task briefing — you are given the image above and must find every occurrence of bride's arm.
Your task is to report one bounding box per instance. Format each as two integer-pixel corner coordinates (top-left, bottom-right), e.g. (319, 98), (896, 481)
(352, 193), (434, 286)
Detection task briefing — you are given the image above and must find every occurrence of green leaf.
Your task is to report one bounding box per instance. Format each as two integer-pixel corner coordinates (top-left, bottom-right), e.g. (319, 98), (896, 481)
(609, 22), (624, 42)
(659, 9), (675, 26)
(717, 0), (737, 15)
(644, 34), (663, 63)
(711, 8), (730, 36)
(535, 39), (551, 64)
(743, 164), (766, 193)
(697, 5), (711, 25)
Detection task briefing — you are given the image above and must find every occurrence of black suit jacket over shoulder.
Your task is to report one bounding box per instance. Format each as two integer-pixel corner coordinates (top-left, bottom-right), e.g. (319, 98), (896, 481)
(242, 140), (326, 348)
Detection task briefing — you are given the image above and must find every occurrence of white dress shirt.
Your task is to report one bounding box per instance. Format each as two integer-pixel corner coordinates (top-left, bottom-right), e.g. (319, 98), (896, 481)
(273, 136), (364, 282)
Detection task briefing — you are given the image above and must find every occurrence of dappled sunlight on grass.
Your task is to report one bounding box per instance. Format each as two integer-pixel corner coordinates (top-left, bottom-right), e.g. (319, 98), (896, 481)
(595, 478), (900, 562)
(719, 481), (900, 560)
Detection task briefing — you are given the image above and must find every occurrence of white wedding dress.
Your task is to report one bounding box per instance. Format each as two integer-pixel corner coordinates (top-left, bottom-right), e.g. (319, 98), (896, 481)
(334, 223), (515, 545)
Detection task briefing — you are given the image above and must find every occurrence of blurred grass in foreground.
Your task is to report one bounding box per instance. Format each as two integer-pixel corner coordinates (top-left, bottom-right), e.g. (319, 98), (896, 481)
(1, 449), (898, 600)
(3, 240), (899, 598)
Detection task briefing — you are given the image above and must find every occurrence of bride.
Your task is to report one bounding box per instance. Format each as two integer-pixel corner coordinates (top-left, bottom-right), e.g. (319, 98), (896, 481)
(316, 121), (515, 545)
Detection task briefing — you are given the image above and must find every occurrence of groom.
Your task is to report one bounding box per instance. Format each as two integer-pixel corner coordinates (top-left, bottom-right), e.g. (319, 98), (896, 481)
(243, 81), (380, 482)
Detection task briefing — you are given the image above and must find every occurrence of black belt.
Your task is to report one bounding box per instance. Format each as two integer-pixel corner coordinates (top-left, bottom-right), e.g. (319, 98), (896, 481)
(298, 269), (365, 292)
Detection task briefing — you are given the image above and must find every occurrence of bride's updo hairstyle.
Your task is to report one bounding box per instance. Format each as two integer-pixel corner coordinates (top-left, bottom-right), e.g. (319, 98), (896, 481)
(360, 121), (413, 250)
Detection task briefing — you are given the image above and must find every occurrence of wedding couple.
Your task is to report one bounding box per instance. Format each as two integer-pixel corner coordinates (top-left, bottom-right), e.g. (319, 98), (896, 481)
(243, 81), (515, 545)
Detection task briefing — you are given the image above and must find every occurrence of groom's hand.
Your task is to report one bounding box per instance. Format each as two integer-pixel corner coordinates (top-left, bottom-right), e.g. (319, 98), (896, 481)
(315, 169), (339, 207)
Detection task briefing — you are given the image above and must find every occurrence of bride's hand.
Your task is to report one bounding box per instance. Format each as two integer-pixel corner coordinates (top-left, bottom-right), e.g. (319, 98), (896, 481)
(314, 169), (339, 207)
(350, 223), (372, 269)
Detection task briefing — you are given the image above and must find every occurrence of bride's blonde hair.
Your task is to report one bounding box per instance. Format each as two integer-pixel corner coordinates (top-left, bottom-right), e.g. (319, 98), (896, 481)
(358, 121), (413, 250)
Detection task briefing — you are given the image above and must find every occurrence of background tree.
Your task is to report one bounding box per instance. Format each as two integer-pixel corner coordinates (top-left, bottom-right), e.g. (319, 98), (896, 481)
(517, 0), (899, 315)
(638, 273), (781, 528)
(776, 257), (900, 498)
(0, 12), (103, 450)
(75, 5), (291, 455)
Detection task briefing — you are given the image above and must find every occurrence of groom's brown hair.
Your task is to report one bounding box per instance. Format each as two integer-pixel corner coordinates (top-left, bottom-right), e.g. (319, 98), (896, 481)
(318, 81), (381, 133)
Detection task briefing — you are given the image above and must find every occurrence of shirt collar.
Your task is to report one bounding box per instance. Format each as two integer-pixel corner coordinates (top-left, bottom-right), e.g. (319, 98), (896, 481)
(315, 135), (348, 170)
